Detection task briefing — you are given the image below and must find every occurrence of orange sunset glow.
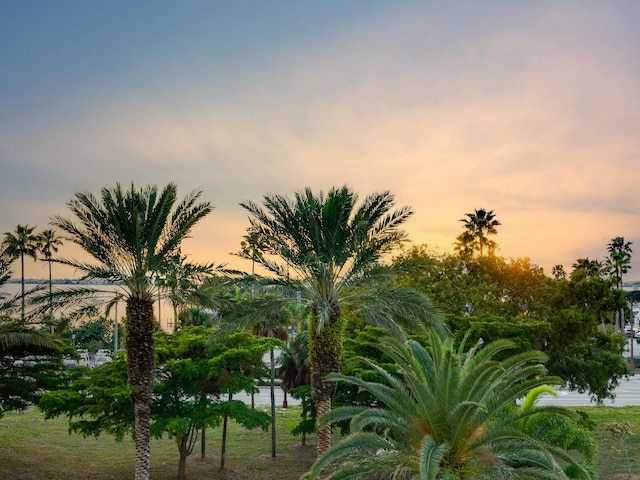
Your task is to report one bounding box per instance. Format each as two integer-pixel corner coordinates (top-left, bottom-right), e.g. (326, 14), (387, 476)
(1, 2), (638, 281)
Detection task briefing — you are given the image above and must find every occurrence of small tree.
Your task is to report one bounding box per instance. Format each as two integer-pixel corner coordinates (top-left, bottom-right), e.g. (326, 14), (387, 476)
(40, 327), (271, 480)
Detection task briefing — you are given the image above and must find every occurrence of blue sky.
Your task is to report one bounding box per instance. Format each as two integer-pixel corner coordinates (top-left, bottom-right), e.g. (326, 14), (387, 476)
(1, 1), (639, 280)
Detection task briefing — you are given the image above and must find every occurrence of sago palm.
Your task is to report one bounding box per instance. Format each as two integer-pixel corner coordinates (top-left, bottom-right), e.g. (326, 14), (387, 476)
(50, 183), (212, 480)
(310, 331), (592, 480)
(240, 186), (443, 455)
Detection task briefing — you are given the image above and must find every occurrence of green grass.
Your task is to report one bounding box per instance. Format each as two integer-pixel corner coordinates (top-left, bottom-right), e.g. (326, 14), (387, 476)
(587, 406), (640, 479)
(0, 406), (316, 480)
(1, 406), (639, 479)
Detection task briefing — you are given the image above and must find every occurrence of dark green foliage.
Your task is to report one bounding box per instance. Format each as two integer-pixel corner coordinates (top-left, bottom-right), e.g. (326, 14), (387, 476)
(61, 316), (113, 352)
(39, 358), (133, 439)
(289, 385), (316, 443)
(0, 337), (67, 418)
(40, 327), (271, 480)
(240, 186), (444, 455)
(393, 246), (630, 402)
(310, 332), (592, 480)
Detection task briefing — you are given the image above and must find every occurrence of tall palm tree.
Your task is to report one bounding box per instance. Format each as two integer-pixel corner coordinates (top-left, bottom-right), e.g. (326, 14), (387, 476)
(50, 183), (212, 480)
(605, 236), (632, 290)
(38, 229), (64, 333)
(459, 208), (501, 257)
(2, 224), (40, 321)
(605, 236), (633, 331)
(310, 331), (592, 480)
(240, 186), (443, 455)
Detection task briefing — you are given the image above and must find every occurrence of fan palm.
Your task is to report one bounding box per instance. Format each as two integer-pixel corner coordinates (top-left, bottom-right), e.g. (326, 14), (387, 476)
(459, 208), (501, 257)
(2, 224), (40, 320)
(310, 331), (592, 480)
(49, 183), (212, 480)
(240, 186), (443, 455)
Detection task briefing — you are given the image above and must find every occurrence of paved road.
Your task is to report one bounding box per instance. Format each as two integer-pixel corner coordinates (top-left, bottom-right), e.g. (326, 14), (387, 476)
(536, 374), (640, 407)
(238, 386), (302, 407)
(248, 375), (640, 408)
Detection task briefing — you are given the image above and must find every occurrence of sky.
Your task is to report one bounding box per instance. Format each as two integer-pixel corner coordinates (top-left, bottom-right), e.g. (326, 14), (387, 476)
(1, 1), (639, 282)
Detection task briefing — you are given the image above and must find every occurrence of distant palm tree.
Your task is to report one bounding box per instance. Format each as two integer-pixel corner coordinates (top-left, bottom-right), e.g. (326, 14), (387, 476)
(571, 258), (603, 279)
(605, 236), (632, 290)
(50, 183), (212, 480)
(605, 236), (633, 331)
(2, 224), (40, 321)
(157, 252), (215, 330)
(240, 186), (443, 455)
(278, 330), (311, 409)
(310, 332), (592, 480)
(459, 208), (501, 257)
(38, 229), (64, 333)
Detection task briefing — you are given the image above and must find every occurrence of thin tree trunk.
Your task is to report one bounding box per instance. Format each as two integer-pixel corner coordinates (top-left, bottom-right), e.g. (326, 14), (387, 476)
(270, 347), (277, 457)
(48, 260), (53, 333)
(201, 425), (206, 458)
(20, 252), (25, 321)
(220, 393), (231, 471)
(126, 298), (155, 480)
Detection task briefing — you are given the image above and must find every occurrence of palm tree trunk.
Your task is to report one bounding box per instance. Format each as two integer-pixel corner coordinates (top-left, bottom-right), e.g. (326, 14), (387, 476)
(125, 297), (155, 480)
(308, 309), (343, 456)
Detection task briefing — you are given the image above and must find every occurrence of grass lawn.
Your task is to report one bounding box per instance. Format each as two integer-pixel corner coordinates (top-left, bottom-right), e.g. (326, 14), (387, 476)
(1, 405), (639, 479)
(0, 406), (316, 480)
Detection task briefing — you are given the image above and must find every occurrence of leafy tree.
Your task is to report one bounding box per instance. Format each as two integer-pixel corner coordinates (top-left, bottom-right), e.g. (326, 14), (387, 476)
(38, 229), (64, 333)
(49, 183), (213, 480)
(2, 224), (40, 320)
(240, 186), (443, 455)
(289, 385), (316, 445)
(223, 296), (289, 457)
(571, 258), (603, 279)
(393, 246), (628, 402)
(458, 208), (501, 257)
(62, 316), (112, 353)
(0, 321), (66, 418)
(310, 332), (592, 480)
(154, 327), (271, 477)
(39, 327), (271, 480)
